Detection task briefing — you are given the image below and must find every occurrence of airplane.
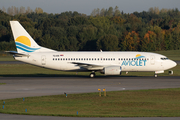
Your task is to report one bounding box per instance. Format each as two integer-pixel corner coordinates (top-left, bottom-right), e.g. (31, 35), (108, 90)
(7, 21), (177, 78)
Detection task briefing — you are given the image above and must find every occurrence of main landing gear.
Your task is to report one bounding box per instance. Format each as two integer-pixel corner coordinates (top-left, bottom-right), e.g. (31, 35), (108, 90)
(89, 72), (95, 78)
(154, 74), (158, 78)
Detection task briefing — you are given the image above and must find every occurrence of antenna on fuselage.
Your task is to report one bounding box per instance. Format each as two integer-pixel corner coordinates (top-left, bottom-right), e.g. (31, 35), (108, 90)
(100, 49), (102, 52)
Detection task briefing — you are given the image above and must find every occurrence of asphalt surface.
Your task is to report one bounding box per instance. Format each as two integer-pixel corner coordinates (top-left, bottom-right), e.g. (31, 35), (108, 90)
(0, 76), (180, 100)
(0, 76), (180, 120)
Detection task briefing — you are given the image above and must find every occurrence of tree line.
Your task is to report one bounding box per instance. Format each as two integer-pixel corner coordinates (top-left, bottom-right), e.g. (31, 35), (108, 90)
(0, 6), (180, 52)
(1, 6), (43, 15)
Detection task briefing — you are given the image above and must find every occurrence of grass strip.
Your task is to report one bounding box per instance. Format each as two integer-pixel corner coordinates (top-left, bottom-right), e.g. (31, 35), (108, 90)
(0, 55), (15, 61)
(0, 83), (6, 85)
(1, 88), (180, 117)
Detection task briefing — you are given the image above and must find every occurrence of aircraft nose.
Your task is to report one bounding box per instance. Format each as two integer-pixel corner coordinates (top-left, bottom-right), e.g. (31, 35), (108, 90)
(171, 60), (177, 68)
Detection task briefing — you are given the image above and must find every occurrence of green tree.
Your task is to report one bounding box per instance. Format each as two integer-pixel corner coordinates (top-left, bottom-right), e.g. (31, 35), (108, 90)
(149, 26), (164, 50)
(106, 7), (113, 17)
(35, 7), (43, 14)
(164, 30), (173, 50)
(122, 31), (140, 51)
(68, 36), (79, 51)
(114, 6), (120, 16)
(141, 31), (157, 51)
(96, 34), (119, 51)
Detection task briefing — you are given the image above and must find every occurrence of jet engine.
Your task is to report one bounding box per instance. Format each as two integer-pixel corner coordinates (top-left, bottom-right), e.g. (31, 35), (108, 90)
(102, 66), (121, 75)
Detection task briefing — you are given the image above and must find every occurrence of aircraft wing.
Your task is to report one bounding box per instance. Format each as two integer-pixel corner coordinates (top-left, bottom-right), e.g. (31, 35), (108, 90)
(5, 51), (30, 57)
(71, 62), (104, 70)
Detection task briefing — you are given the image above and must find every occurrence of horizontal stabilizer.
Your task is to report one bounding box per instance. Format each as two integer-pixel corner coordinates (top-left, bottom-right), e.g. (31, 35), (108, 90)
(5, 51), (29, 57)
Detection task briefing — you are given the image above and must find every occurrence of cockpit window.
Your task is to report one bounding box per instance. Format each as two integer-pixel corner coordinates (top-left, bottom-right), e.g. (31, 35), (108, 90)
(161, 58), (168, 60)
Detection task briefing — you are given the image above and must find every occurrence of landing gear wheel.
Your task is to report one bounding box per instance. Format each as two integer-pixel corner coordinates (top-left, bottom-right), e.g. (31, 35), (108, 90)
(154, 74), (158, 78)
(89, 73), (95, 78)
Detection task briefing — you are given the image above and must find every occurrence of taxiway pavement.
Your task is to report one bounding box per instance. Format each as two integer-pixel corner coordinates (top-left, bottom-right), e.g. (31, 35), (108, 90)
(0, 76), (180, 100)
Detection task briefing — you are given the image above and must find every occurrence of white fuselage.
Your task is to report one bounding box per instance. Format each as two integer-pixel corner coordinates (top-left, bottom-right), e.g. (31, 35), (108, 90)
(14, 51), (177, 73)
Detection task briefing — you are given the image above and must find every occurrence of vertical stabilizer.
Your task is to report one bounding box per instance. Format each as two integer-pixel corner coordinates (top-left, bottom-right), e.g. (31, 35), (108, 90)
(10, 21), (40, 53)
(10, 21), (56, 53)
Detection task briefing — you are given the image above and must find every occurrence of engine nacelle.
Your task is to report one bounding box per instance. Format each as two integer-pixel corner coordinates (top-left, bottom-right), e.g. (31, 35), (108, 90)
(102, 66), (121, 75)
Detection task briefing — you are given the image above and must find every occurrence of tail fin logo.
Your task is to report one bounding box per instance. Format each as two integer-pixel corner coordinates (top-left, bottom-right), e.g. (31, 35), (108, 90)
(135, 54), (145, 59)
(15, 36), (40, 52)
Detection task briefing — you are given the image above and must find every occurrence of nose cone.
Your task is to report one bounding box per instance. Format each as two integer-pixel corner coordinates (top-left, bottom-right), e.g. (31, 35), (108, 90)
(171, 60), (177, 68)
(163, 60), (177, 70)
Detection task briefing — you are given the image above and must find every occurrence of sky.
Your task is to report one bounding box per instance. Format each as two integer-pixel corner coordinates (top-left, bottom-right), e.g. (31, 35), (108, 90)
(1, 0), (180, 15)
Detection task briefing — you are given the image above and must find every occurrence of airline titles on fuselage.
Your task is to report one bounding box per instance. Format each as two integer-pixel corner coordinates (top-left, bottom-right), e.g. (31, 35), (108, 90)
(121, 59), (147, 66)
(52, 54), (148, 67)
